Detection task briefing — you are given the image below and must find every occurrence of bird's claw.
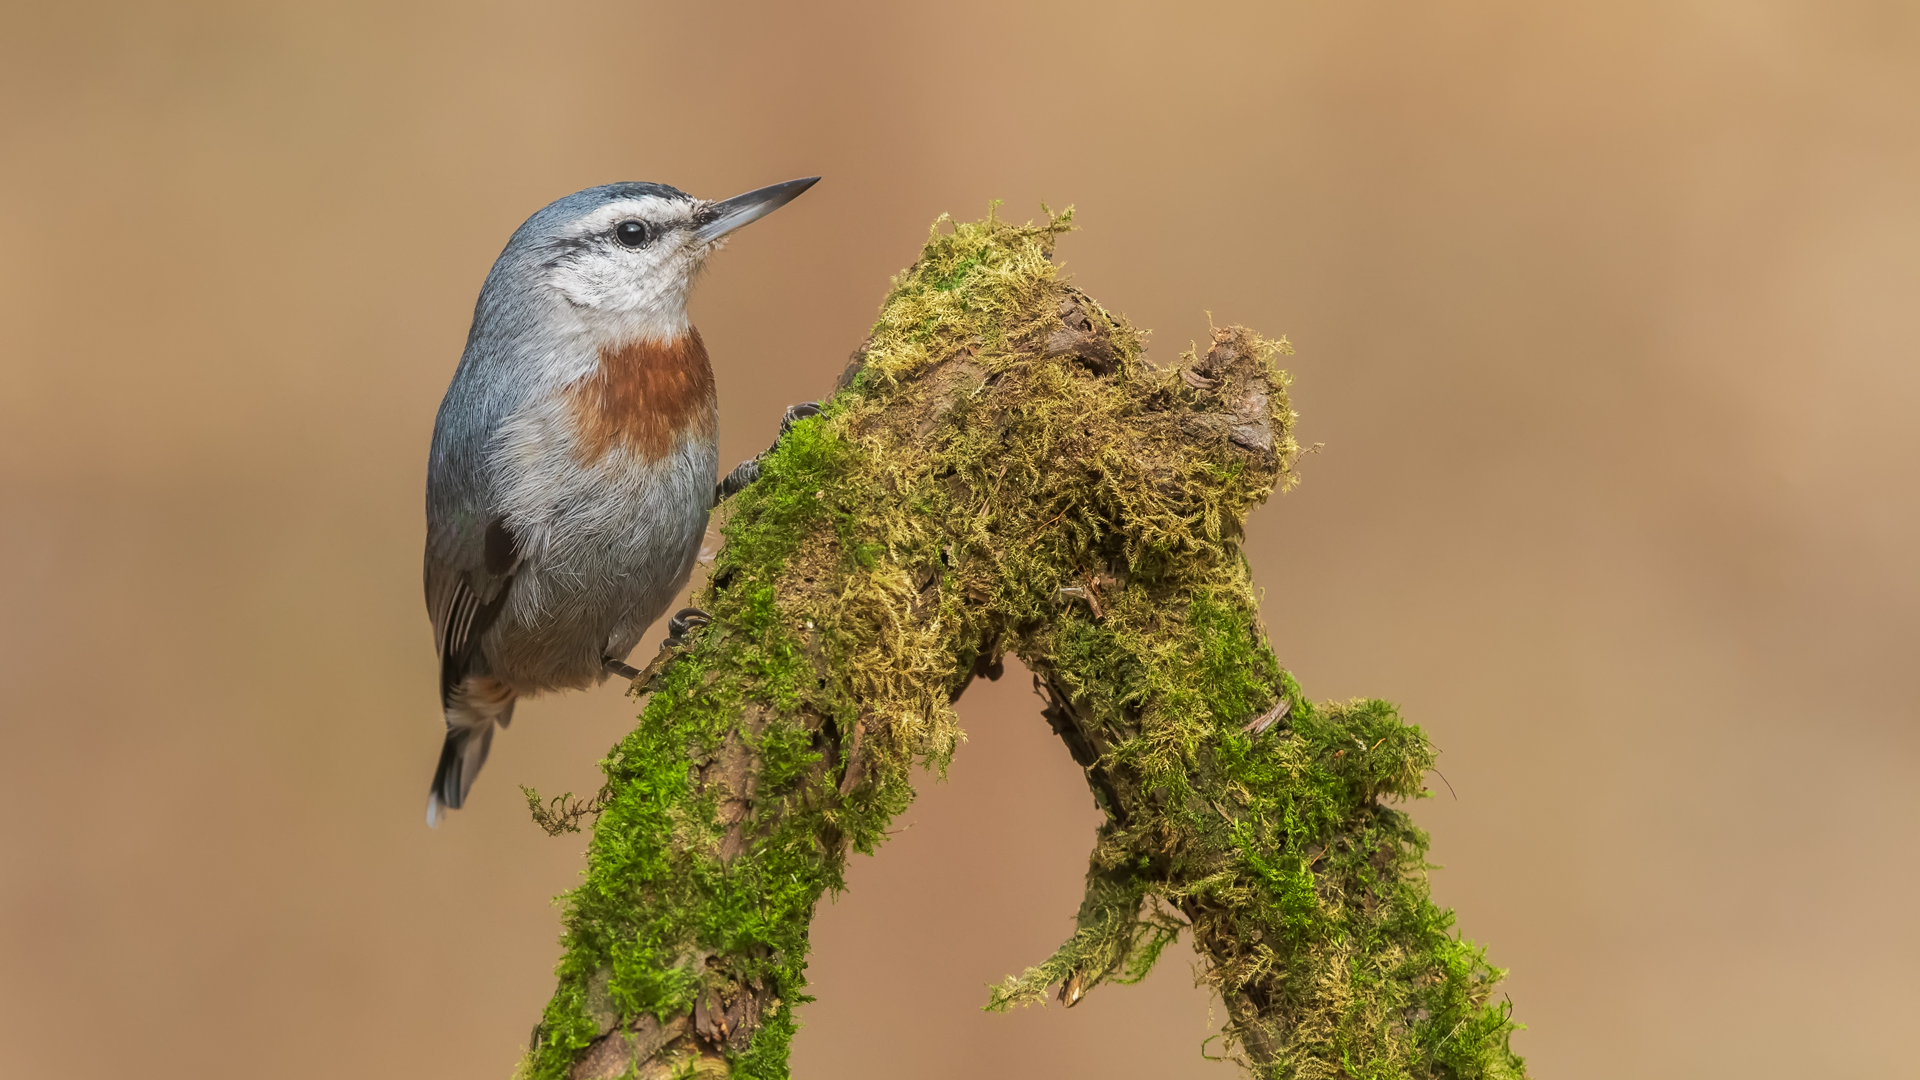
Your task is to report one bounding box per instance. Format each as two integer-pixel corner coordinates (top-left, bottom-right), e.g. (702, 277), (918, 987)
(714, 402), (824, 506)
(780, 401), (822, 435)
(665, 607), (710, 648)
(624, 608), (711, 698)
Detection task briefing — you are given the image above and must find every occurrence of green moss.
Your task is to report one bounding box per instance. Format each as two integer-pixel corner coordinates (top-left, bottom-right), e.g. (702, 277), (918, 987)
(521, 208), (1525, 1080)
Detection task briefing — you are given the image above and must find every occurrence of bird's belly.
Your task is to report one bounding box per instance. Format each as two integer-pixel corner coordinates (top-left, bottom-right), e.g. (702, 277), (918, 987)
(487, 431), (717, 692)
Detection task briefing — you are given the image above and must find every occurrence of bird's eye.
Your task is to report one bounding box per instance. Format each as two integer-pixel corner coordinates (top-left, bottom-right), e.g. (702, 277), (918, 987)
(615, 220), (650, 248)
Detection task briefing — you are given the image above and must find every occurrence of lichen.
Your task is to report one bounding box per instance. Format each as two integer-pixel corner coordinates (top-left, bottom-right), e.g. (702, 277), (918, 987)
(520, 207), (1526, 1080)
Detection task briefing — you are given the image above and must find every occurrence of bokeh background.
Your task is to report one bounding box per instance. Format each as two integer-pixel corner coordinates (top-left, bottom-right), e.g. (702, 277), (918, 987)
(3, 2), (1917, 1077)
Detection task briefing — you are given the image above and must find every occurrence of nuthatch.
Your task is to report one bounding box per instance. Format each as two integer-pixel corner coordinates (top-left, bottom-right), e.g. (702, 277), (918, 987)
(423, 177), (819, 825)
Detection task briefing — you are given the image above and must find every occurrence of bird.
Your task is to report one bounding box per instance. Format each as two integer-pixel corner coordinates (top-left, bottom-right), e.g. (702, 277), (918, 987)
(422, 176), (819, 826)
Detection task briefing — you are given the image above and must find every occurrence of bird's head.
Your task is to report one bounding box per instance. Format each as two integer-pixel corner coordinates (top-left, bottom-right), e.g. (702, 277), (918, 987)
(499, 177), (819, 346)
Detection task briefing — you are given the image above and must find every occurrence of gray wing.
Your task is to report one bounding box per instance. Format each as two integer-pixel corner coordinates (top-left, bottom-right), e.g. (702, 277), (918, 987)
(425, 259), (566, 703)
(424, 351), (529, 706)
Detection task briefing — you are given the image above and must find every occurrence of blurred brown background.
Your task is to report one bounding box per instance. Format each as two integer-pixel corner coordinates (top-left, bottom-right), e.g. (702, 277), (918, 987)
(2, 1), (1916, 1077)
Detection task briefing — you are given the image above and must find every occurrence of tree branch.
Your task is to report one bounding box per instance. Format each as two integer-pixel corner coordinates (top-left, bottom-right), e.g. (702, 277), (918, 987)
(516, 209), (1527, 1080)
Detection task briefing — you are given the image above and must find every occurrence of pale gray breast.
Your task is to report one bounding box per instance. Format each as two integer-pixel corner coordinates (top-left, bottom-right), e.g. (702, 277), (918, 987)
(482, 394), (718, 691)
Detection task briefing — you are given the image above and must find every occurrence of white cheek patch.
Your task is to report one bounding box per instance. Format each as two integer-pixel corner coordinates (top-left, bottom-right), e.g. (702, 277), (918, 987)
(545, 197), (708, 343)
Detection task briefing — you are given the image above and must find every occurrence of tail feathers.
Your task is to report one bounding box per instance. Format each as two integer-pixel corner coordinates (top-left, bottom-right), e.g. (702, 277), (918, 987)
(425, 688), (516, 827)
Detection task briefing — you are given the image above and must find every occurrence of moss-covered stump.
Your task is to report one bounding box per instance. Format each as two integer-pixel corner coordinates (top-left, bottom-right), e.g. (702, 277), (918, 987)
(519, 210), (1526, 1080)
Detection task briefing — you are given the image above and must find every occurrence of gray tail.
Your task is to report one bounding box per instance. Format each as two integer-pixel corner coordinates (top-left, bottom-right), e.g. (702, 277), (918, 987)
(425, 699), (515, 827)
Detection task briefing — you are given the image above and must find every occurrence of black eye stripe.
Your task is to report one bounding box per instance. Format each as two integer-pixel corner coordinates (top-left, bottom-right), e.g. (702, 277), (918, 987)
(615, 220), (650, 248)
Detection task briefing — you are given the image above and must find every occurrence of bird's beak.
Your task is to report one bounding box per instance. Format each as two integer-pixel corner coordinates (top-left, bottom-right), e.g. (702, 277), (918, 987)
(695, 176), (820, 243)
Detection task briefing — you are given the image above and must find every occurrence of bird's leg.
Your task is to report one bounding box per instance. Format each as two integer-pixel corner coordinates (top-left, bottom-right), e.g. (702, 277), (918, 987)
(611, 607), (712, 697)
(714, 402), (823, 504)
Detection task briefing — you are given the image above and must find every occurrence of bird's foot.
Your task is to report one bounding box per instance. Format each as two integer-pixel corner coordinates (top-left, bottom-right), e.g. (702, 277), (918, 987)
(619, 608), (712, 698)
(714, 402), (824, 505)
(665, 606), (710, 648)
(779, 401), (822, 435)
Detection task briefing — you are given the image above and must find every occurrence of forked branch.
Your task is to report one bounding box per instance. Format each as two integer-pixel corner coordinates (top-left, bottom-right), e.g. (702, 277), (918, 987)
(517, 210), (1526, 1080)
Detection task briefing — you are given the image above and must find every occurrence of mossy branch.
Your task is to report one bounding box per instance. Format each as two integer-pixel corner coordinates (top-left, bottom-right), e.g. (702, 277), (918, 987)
(518, 209), (1528, 1080)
